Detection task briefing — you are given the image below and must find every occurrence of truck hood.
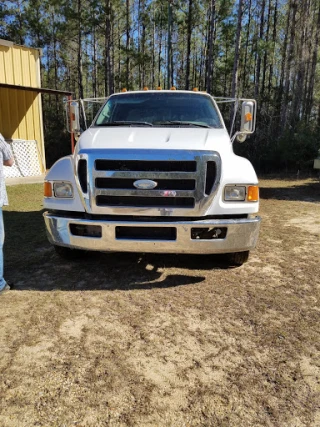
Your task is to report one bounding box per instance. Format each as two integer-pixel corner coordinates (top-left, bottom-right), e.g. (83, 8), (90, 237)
(77, 127), (232, 153)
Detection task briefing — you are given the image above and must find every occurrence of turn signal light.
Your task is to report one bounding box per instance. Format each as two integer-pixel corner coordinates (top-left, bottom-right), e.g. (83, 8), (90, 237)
(44, 181), (52, 197)
(245, 112), (253, 122)
(247, 185), (259, 202)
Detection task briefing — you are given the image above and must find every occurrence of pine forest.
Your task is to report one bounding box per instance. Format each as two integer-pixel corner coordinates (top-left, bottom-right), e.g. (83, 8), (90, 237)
(1, 0), (319, 171)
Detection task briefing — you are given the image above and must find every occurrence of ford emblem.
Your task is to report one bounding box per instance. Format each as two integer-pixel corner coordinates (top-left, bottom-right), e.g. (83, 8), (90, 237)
(133, 179), (158, 190)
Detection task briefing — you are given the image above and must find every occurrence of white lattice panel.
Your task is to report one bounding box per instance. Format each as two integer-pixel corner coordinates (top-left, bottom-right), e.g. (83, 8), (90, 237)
(4, 140), (42, 178)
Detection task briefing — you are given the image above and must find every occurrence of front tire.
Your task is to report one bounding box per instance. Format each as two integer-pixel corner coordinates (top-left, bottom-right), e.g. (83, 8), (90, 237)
(54, 245), (85, 260)
(228, 251), (250, 266)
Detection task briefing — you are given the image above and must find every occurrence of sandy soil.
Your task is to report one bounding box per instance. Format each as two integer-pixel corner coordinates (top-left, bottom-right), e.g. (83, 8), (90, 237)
(0, 178), (319, 426)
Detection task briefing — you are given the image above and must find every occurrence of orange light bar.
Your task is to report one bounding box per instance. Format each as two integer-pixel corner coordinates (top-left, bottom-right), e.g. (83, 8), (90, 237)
(157, 86), (162, 90)
(170, 86), (176, 90)
(247, 186), (259, 202)
(121, 88), (127, 92)
(193, 87), (198, 91)
(143, 86), (149, 91)
(44, 181), (53, 197)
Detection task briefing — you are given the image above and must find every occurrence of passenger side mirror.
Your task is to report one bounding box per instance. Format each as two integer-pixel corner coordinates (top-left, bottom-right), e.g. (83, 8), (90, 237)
(70, 101), (81, 134)
(240, 101), (256, 134)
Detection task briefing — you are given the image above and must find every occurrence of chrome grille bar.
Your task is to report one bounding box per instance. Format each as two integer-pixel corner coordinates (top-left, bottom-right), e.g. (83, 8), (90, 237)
(94, 171), (197, 179)
(95, 189), (195, 197)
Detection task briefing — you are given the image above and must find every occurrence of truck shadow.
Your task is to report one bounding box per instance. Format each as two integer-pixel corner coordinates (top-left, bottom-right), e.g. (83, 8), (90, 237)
(10, 251), (234, 292)
(4, 210), (236, 292)
(260, 180), (320, 203)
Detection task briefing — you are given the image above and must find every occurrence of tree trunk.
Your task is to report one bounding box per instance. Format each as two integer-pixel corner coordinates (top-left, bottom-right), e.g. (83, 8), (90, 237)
(77, 0), (84, 100)
(230, 0), (244, 131)
(126, 0), (131, 89)
(305, 1), (320, 120)
(104, 0), (113, 96)
(280, 0), (298, 129)
(242, 0), (252, 94)
(268, 0), (278, 97)
(185, 0), (193, 90)
(205, 0), (216, 93)
(231, 0), (244, 99)
(254, 0), (266, 99)
(261, 0), (272, 100)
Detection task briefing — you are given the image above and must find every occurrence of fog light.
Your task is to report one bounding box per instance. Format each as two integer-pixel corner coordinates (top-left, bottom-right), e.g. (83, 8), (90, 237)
(191, 227), (227, 240)
(70, 224), (102, 238)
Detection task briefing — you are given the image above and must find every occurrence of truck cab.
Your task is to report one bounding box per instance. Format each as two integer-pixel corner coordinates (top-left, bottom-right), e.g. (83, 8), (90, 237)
(43, 90), (261, 266)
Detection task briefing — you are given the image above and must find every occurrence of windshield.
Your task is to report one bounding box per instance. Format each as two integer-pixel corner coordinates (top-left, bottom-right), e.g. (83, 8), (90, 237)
(94, 92), (223, 128)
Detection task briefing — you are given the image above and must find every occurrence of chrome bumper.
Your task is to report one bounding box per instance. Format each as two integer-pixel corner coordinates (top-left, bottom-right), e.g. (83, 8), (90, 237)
(43, 213), (261, 254)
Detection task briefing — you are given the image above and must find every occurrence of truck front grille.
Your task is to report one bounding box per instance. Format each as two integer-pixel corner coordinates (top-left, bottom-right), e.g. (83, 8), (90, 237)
(79, 149), (221, 216)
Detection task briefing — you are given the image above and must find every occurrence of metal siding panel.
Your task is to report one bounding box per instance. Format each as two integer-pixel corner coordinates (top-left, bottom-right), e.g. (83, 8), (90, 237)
(0, 48), (6, 83)
(29, 50), (39, 87)
(20, 48), (32, 87)
(24, 91), (34, 139)
(32, 94), (44, 170)
(3, 48), (14, 84)
(32, 94), (40, 140)
(12, 47), (23, 86)
(10, 89), (20, 139)
(16, 89), (27, 139)
(0, 88), (12, 138)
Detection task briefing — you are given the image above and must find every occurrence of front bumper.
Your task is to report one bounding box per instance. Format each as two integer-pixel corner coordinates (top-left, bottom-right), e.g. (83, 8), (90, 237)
(44, 212), (261, 254)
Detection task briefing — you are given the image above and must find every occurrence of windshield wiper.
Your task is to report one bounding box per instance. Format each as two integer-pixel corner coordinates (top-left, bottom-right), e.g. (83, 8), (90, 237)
(97, 121), (153, 127)
(154, 121), (211, 128)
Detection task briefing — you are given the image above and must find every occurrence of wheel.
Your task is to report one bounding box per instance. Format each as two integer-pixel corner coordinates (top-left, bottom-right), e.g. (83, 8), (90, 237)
(228, 251), (250, 266)
(54, 245), (85, 260)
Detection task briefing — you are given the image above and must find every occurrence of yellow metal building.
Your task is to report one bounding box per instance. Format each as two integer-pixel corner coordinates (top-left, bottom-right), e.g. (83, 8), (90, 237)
(0, 38), (45, 175)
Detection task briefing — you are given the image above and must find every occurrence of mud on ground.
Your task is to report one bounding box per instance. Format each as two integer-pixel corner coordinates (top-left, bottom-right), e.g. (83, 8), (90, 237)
(0, 178), (319, 426)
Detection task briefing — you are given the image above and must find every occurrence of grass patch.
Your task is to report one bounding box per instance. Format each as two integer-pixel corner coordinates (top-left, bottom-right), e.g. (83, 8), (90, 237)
(3, 184), (48, 268)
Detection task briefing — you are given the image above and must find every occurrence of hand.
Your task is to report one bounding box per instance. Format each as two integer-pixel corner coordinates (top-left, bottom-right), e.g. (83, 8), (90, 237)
(3, 158), (14, 167)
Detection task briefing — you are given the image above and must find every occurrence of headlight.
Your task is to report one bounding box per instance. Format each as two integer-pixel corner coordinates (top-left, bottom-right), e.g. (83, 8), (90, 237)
(53, 182), (73, 198)
(224, 186), (246, 201)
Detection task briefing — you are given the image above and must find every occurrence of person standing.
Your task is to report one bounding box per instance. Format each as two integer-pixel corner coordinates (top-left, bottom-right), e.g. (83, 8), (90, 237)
(0, 133), (14, 294)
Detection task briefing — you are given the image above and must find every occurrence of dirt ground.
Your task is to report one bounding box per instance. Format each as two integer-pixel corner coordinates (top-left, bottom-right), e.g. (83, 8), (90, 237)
(0, 178), (319, 426)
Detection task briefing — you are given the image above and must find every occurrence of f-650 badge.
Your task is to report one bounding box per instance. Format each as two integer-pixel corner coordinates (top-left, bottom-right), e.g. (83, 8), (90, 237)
(133, 179), (158, 190)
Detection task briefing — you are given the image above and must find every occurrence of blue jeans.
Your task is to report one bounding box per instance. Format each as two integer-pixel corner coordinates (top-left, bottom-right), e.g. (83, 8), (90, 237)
(0, 208), (6, 290)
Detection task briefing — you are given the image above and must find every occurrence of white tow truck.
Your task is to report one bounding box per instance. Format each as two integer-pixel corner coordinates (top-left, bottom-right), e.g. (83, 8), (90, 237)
(43, 90), (261, 266)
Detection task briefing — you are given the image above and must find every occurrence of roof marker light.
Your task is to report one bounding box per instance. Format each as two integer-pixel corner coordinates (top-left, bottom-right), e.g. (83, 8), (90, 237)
(121, 88), (127, 92)
(157, 86), (162, 90)
(193, 88), (199, 91)
(171, 86), (176, 90)
(143, 86), (149, 91)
